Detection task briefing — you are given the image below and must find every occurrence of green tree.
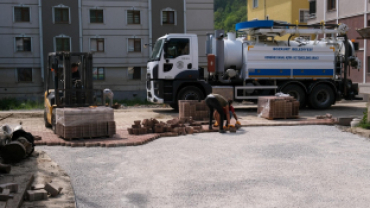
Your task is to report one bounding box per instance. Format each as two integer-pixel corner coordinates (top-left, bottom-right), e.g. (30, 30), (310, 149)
(214, 0), (247, 32)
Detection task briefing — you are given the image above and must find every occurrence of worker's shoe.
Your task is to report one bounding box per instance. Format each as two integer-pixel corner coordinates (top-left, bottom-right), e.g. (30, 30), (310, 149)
(219, 129), (226, 134)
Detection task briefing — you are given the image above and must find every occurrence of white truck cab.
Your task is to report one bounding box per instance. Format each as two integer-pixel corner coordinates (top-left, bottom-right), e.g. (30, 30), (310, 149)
(147, 34), (210, 107)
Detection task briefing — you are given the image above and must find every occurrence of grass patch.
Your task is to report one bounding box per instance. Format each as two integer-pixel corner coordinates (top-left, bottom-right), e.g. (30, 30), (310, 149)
(113, 98), (155, 107)
(359, 109), (370, 129)
(0, 98), (43, 110)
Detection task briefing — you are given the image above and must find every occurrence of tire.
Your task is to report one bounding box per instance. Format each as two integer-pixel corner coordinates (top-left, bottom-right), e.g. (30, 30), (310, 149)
(169, 103), (179, 110)
(309, 84), (335, 109)
(282, 84), (306, 108)
(44, 110), (52, 128)
(177, 86), (205, 102)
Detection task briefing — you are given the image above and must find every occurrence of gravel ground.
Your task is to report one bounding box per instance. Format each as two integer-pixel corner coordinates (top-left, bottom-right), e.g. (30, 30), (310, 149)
(39, 126), (370, 208)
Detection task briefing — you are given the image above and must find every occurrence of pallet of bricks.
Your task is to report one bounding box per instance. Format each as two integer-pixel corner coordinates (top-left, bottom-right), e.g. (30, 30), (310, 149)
(257, 96), (300, 120)
(127, 118), (204, 137)
(179, 100), (209, 121)
(55, 107), (116, 140)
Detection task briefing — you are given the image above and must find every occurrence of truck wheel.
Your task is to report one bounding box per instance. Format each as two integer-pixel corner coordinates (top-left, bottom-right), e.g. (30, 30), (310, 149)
(170, 103), (179, 110)
(177, 86), (205, 102)
(309, 84), (335, 109)
(44, 110), (52, 128)
(282, 84), (306, 107)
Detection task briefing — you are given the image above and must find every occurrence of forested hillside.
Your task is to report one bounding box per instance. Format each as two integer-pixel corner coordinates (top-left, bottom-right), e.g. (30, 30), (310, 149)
(214, 0), (247, 32)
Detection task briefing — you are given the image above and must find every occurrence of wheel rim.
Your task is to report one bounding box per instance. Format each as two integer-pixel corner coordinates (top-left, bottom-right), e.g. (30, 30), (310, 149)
(183, 91), (199, 100)
(287, 90), (300, 101)
(316, 90), (330, 105)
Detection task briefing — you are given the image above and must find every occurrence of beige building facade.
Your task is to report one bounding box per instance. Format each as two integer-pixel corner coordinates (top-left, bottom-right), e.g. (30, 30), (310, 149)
(307, 0), (370, 83)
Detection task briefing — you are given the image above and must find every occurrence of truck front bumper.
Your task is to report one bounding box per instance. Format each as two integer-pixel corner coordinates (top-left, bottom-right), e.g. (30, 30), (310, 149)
(146, 80), (164, 104)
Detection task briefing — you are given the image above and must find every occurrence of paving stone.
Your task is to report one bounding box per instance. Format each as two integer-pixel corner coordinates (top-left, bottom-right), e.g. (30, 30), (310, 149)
(44, 183), (62, 197)
(26, 189), (47, 202)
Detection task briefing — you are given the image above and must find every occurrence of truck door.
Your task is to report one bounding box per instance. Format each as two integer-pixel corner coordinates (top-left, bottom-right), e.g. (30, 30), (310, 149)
(162, 38), (192, 79)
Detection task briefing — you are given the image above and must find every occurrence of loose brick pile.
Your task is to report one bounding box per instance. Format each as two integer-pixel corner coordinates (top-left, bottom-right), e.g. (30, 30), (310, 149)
(127, 117), (204, 137)
(179, 100), (210, 121)
(55, 107), (116, 140)
(258, 96), (300, 120)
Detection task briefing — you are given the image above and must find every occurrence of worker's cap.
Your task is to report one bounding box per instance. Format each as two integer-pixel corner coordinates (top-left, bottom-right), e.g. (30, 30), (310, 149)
(71, 62), (80, 68)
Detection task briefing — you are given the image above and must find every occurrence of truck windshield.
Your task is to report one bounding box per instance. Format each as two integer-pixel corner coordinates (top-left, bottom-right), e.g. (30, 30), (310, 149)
(150, 39), (164, 61)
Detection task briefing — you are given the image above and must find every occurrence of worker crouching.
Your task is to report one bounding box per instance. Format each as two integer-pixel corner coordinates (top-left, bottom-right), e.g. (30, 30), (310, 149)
(205, 94), (231, 133)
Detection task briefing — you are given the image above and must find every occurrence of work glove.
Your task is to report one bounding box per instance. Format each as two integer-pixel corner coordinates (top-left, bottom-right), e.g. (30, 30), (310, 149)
(236, 120), (241, 125)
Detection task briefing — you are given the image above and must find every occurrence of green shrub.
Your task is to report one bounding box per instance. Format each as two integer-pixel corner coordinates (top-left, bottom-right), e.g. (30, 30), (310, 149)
(0, 98), (43, 110)
(359, 108), (370, 129)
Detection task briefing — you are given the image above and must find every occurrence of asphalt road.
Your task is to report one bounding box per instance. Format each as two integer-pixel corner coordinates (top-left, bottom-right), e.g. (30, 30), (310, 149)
(40, 126), (370, 208)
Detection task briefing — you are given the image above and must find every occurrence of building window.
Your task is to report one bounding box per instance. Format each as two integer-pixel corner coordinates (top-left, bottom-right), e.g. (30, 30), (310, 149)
(54, 7), (69, 23)
(93, 67), (105, 80)
(14, 7), (30, 22)
(327, 0), (336, 11)
(128, 67), (141, 80)
(253, 0), (258, 8)
(90, 9), (103, 23)
(90, 38), (104, 52)
(128, 38), (141, 52)
(17, 68), (32, 82)
(309, 1), (316, 17)
(162, 11), (175, 24)
(299, 10), (309, 23)
(15, 37), (31, 52)
(55, 37), (70, 51)
(127, 10), (140, 24)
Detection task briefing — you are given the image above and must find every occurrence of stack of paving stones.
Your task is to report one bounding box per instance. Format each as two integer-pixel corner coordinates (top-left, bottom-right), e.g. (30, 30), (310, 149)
(179, 100), (210, 121)
(55, 107), (116, 140)
(127, 117), (204, 137)
(257, 96), (300, 120)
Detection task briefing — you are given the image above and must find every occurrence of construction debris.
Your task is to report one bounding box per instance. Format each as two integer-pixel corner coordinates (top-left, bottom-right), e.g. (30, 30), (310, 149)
(128, 117), (204, 136)
(26, 189), (47, 202)
(0, 124), (35, 163)
(31, 184), (45, 190)
(316, 114), (333, 119)
(0, 183), (18, 193)
(258, 96), (300, 120)
(44, 183), (63, 197)
(0, 189), (13, 201)
(0, 164), (11, 174)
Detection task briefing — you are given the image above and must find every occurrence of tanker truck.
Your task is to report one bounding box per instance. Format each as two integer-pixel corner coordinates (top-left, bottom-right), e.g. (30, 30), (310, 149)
(146, 20), (362, 109)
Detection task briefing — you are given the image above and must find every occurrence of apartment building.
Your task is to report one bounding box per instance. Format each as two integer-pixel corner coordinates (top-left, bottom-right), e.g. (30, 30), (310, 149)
(307, 0), (369, 83)
(248, 0), (309, 40)
(0, 0), (214, 100)
(0, 0), (43, 100)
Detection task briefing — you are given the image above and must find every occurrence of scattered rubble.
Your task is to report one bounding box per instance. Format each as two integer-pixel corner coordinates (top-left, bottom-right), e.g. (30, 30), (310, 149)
(128, 117), (205, 136)
(0, 124), (35, 163)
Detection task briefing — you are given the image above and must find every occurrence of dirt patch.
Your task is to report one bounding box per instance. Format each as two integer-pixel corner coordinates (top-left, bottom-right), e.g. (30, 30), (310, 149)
(1, 151), (76, 208)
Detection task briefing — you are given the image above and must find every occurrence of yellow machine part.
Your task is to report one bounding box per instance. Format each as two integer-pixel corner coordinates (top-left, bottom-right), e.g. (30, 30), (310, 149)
(44, 91), (56, 125)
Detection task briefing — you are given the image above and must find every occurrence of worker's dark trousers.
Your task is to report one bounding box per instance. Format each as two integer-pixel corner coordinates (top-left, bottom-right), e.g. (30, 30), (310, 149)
(205, 96), (224, 131)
